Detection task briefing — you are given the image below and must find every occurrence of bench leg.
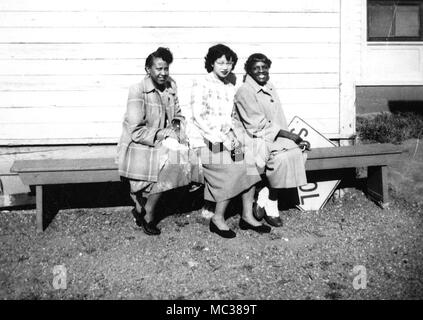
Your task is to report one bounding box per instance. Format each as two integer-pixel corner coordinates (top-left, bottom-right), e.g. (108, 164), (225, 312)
(35, 185), (59, 232)
(367, 165), (389, 209)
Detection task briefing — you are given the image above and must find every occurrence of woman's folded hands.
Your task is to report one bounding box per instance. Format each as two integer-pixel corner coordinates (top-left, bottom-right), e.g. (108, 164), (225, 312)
(277, 129), (311, 151)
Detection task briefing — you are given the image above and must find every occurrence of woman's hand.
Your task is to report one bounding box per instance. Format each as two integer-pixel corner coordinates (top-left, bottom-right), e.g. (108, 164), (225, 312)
(230, 138), (241, 150)
(277, 129), (303, 144)
(156, 128), (178, 142)
(289, 132), (303, 144)
(298, 140), (311, 151)
(226, 129), (241, 150)
(287, 132), (304, 145)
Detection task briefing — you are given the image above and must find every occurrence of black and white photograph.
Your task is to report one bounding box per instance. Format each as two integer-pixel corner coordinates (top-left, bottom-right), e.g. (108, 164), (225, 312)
(0, 0), (422, 303)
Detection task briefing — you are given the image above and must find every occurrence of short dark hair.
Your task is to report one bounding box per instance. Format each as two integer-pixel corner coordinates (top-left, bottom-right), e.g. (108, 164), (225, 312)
(145, 47), (173, 69)
(204, 44), (238, 72)
(244, 53), (272, 74)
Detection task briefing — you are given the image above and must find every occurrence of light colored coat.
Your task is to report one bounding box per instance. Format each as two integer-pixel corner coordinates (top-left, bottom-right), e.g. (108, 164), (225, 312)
(234, 74), (307, 188)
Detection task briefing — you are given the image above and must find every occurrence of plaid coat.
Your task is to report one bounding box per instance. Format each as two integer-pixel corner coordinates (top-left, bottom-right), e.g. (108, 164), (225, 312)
(117, 76), (184, 181)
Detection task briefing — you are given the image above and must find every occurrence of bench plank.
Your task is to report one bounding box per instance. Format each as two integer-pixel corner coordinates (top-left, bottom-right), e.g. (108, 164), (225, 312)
(18, 170), (120, 185)
(306, 154), (398, 171)
(11, 157), (117, 172)
(11, 144), (403, 173)
(306, 144), (402, 159)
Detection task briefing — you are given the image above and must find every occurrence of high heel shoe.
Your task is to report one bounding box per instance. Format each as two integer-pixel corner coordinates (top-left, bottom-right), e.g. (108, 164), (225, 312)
(209, 220), (236, 239)
(141, 218), (161, 236)
(239, 218), (271, 234)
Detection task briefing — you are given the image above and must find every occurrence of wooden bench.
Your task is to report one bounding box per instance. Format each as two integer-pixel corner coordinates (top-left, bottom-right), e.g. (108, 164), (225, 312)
(11, 143), (402, 232)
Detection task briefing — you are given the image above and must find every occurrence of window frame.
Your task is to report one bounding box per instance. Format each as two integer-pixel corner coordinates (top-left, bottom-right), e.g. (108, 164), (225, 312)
(367, 0), (423, 42)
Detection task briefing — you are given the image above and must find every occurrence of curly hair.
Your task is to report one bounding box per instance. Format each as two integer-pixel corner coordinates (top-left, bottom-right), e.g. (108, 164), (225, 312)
(145, 47), (173, 69)
(244, 53), (272, 74)
(204, 44), (238, 72)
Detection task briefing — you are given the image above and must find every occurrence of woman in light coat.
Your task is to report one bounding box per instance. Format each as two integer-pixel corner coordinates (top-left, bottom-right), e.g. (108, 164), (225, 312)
(234, 53), (310, 227)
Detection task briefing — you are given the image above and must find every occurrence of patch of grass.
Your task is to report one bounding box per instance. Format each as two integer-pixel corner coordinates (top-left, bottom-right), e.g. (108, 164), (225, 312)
(357, 112), (423, 144)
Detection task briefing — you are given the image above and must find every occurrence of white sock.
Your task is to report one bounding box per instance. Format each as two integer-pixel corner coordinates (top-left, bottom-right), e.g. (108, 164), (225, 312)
(201, 207), (214, 219)
(257, 187), (269, 208)
(264, 198), (279, 217)
(201, 201), (215, 219)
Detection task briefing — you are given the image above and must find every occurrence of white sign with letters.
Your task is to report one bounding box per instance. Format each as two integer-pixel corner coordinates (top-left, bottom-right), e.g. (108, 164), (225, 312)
(288, 116), (340, 211)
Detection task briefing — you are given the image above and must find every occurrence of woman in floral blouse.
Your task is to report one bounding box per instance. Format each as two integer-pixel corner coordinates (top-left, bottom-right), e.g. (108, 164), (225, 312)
(188, 44), (270, 238)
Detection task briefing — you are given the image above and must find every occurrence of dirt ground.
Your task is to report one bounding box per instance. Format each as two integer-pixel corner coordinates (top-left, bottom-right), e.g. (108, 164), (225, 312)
(389, 139), (423, 207)
(1, 139), (422, 300)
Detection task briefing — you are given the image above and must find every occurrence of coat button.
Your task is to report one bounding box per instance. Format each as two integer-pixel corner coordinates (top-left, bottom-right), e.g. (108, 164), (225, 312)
(270, 99), (274, 103)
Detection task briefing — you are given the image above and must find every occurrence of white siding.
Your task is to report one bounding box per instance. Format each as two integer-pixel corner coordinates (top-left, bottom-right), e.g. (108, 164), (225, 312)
(0, 0), (346, 144)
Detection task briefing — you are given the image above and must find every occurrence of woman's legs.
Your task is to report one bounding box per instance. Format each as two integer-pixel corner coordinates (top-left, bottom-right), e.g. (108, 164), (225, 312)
(211, 185), (263, 231)
(130, 191), (162, 235)
(144, 192), (162, 224)
(264, 187), (283, 227)
(210, 199), (231, 230)
(241, 185), (263, 226)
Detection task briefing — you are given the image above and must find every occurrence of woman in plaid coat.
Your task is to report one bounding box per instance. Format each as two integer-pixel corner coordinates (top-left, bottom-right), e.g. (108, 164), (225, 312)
(117, 47), (191, 236)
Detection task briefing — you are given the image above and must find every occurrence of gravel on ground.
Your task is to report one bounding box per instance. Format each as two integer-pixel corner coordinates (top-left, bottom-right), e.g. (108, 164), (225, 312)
(1, 187), (422, 300)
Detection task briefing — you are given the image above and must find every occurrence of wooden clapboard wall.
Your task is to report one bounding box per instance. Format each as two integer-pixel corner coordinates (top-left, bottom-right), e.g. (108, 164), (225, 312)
(0, 0), (354, 145)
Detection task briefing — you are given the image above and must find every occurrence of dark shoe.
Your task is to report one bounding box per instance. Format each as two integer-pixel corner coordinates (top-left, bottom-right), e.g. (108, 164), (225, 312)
(132, 208), (161, 235)
(209, 220), (236, 239)
(239, 218), (271, 234)
(252, 202), (265, 221)
(131, 208), (145, 227)
(141, 217), (161, 236)
(142, 221), (161, 236)
(264, 214), (283, 227)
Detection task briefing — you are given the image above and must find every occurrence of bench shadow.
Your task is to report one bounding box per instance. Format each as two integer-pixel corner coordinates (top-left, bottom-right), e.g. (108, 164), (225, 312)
(56, 182), (133, 209)
(31, 182), (206, 230)
(155, 185), (205, 223)
(30, 182), (134, 230)
(32, 168), (367, 230)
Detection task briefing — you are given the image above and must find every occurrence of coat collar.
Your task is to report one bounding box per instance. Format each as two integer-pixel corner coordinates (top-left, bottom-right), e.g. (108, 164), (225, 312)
(142, 75), (176, 94)
(244, 74), (273, 95)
